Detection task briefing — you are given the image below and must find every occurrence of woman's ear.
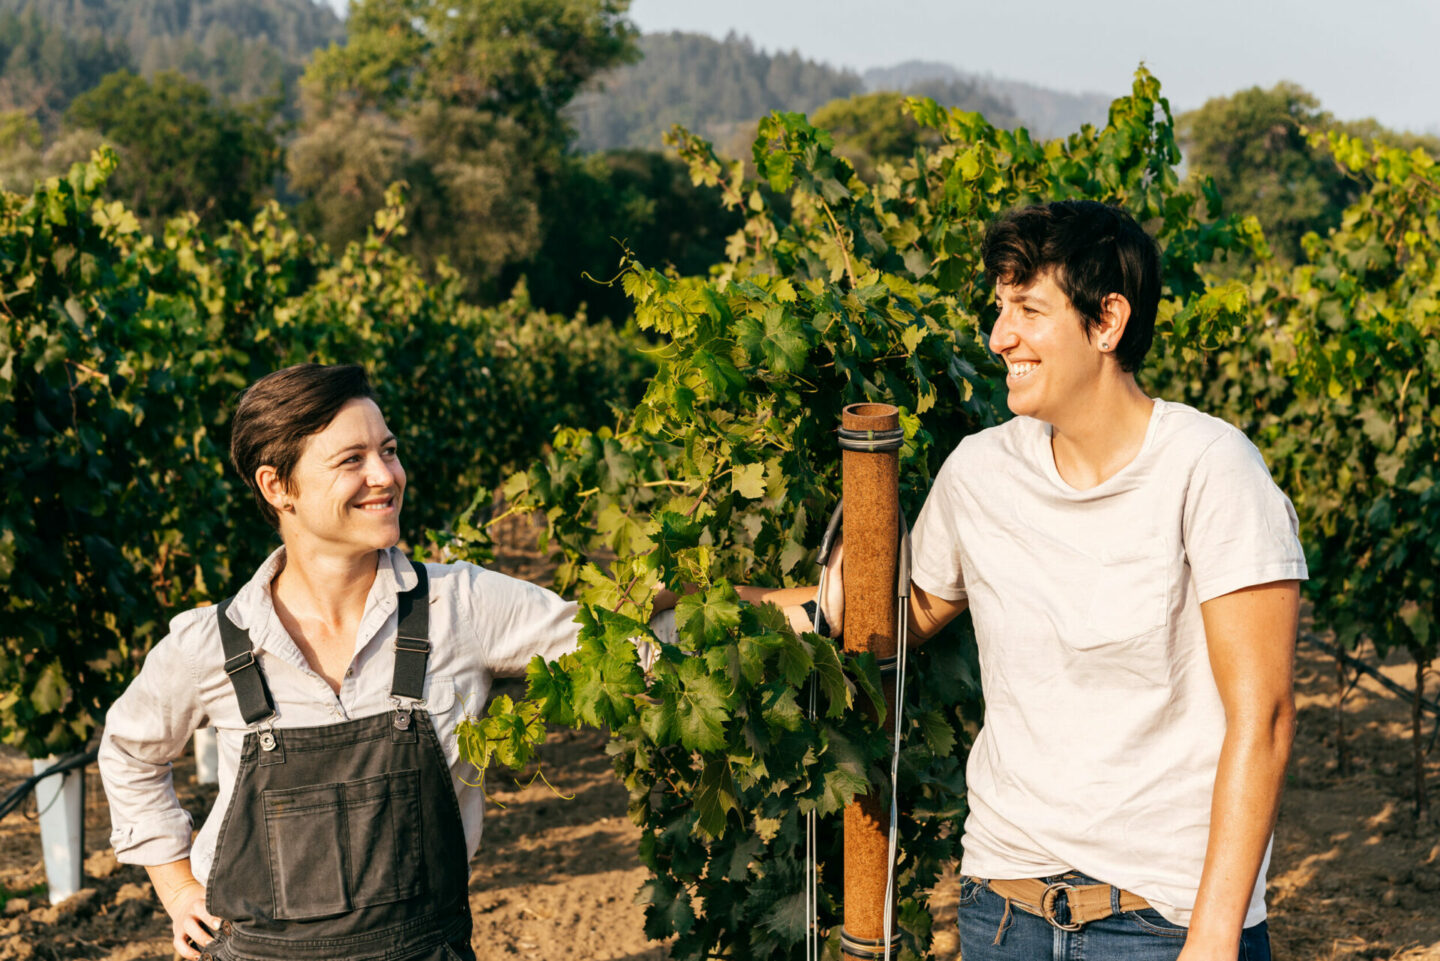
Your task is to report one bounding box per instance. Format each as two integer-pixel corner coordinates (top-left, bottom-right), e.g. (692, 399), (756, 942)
(255, 465), (292, 514)
(1096, 293), (1132, 356)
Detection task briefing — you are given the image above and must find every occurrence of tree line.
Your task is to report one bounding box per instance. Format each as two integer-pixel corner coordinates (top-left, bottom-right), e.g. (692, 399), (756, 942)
(1, 0), (1433, 324)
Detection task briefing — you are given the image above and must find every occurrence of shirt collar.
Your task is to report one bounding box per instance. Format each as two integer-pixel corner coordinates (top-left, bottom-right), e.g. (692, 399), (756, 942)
(221, 546), (417, 659)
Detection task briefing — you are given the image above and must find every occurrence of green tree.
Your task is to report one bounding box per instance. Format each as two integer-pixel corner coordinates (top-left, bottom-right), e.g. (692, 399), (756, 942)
(290, 0), (637, 292)
(67, 70), (280, 227)
(0, 0), (343, 118)
(1178, 83), (1440, 265)
(499, 148), (743, 320)
(810, 92), (938, 181)
(0, 7), (132, 129)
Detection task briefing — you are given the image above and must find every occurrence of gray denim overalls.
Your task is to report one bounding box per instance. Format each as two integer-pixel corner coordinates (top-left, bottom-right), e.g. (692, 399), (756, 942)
(199, 563), (477, 961)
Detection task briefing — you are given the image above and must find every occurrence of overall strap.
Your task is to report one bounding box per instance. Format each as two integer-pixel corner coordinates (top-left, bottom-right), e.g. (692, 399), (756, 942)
(216, 597), (277, 726)
(390, 560), (431, 701)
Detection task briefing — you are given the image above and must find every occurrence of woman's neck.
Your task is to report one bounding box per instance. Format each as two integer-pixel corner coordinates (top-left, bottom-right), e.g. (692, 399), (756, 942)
(1048, 375), (1155, 490)
(271, 542), (382, 631)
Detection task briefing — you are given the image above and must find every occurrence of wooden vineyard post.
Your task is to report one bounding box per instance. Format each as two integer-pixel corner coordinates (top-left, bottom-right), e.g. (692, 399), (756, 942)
(838, 402), (902, 960)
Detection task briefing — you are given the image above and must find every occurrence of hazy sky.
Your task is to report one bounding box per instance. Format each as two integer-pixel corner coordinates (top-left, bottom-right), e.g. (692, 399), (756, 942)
(322, 0), (1440, 134)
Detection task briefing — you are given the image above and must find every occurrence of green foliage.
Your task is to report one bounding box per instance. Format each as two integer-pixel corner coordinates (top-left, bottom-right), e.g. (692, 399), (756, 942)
(1155, 127), (1440, 811)
(0, 0), (343, 116)
(862, 62), (1110, 142)
(0, 155), (646, 757)
(0, 7), (132, 129)
(810, 92), (948, 183)
(291, 0), (637, 294)
(1251, 133), (1440, 666)
(500, 148), (743, 321)
(449, 69), (1258, 959)
(67, 70), (281, 228)
(1178, 83), (1440, 266)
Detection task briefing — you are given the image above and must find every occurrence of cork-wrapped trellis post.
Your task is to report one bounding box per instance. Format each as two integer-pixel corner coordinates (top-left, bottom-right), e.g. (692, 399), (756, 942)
(838, 402), (903, 960)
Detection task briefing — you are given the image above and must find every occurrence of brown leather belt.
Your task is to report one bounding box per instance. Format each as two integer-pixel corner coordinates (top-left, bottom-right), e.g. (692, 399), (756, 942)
(979, 876), (1151, 931)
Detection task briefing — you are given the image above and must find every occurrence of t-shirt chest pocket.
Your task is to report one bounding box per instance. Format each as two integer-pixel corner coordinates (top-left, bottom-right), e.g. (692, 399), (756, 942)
(1082, 549), (1170, 646)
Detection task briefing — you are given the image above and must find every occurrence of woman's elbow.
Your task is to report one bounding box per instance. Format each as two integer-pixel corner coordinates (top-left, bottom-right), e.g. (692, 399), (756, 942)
(1228, 691), (1296, 761)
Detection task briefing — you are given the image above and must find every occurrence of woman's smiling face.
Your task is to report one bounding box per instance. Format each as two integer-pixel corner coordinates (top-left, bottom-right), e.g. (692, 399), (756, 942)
(280, 397), (406, 553)
(989, 269), (1105, 423)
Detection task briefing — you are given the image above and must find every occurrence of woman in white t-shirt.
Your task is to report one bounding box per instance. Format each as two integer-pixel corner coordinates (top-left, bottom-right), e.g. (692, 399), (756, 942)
(777, 202), (1303, 961)
(919, 201), (1304, 960)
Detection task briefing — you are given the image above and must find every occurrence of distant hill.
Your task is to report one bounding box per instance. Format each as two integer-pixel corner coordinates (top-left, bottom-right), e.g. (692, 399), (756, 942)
(570, 34), (1116, 155)
(864, 61), (1114, 140)
(567, 31), (866, 153)
(0, 0), (342, 120)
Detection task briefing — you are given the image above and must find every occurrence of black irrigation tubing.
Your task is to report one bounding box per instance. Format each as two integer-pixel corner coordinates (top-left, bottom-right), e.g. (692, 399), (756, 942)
(1303, 633), (1440, 719)
(0, 748), (98, 823)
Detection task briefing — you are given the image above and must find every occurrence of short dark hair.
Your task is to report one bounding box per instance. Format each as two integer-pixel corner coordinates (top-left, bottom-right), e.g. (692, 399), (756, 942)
(982, 201), (1161, 373)
(230, 364), (376, 529)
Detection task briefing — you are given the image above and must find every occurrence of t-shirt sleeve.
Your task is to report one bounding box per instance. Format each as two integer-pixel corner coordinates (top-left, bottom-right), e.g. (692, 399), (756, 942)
(909, 449), (969, 602)
(1182, 429), (1308, 602)
(463, 564), (581, 676)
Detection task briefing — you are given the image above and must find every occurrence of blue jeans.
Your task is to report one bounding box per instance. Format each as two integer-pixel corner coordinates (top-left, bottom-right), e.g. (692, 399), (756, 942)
(957, 873), (1272, 961)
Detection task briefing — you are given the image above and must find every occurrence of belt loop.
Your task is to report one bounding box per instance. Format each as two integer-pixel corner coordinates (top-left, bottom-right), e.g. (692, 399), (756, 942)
(1111, 884), (1121, 917)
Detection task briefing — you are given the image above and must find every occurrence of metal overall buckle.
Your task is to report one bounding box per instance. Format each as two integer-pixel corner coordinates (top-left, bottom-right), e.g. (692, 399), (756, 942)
(257, 718), (277, 752)
(1041, 881), (1083, 932)
(390, 696), (422, 730)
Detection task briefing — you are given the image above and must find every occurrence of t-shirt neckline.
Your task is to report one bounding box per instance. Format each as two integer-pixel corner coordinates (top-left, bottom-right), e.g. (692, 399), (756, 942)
(1040, 397), (1165, 494)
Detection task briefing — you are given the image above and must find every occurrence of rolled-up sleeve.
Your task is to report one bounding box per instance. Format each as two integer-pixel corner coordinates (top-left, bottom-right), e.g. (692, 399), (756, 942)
(99, 627), (206, 865)
(464, 565), (581, 676)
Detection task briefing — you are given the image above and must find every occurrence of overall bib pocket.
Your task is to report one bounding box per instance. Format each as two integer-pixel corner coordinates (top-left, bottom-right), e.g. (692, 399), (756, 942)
(262, 768), (424, 920)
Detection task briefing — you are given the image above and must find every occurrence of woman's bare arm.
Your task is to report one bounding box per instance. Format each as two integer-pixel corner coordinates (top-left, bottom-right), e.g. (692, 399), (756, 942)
(1180, 580), (1299, 961)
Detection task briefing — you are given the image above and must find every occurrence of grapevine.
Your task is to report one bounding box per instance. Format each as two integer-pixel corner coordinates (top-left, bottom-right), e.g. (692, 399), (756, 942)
(445, 68), (1266, 959)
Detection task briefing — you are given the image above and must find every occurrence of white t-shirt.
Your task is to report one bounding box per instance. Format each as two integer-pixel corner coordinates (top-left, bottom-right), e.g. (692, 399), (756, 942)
(910, 399), (1307, 927)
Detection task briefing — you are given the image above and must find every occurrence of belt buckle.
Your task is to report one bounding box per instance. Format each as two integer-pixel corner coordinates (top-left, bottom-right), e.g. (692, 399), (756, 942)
(1041, 881), (1083, 932)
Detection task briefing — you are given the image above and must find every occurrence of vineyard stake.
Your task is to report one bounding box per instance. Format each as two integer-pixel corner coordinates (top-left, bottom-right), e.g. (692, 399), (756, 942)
(838, 403), (902, 959)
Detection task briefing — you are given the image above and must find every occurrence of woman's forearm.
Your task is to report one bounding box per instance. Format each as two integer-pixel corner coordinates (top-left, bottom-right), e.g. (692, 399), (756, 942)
(1183, 706), (1295, 956)
(147, 858), (204, 916)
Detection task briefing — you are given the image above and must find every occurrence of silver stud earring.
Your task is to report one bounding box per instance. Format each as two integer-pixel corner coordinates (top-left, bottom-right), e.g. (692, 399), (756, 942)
(1100, 341), (1110, 350)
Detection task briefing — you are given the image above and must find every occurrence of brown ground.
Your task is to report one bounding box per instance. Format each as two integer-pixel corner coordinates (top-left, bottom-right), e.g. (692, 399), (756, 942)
(1, 519), (1436, 959)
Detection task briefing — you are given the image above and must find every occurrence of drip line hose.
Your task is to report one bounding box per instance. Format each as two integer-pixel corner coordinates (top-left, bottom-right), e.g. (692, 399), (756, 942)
(0, 749), (98, 823)
(881, 512), (911, 961)
(806, 498), (911, 961)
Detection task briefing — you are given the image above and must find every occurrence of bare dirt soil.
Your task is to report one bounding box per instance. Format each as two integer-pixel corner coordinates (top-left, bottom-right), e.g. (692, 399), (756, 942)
(2, 520), (1436, 959)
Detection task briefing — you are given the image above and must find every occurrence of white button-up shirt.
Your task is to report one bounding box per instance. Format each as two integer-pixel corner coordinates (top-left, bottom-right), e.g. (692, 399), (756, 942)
(98, 546), (581, 883)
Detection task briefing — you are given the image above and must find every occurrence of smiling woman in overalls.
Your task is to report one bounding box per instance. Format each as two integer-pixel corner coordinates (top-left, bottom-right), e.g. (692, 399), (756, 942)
(99, 364), (588, 961)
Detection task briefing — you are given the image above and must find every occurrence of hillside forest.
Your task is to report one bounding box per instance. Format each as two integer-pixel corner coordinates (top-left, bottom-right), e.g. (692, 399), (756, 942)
(2, 0), (1432, 322)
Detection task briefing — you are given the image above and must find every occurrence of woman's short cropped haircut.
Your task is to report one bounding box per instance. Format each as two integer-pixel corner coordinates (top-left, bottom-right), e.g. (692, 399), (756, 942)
(230, 364), (376, 529)
(982, 201), (1162, 373)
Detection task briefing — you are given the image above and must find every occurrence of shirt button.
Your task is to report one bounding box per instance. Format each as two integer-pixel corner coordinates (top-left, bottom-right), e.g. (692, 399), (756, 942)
(346, 667), (354, 678)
